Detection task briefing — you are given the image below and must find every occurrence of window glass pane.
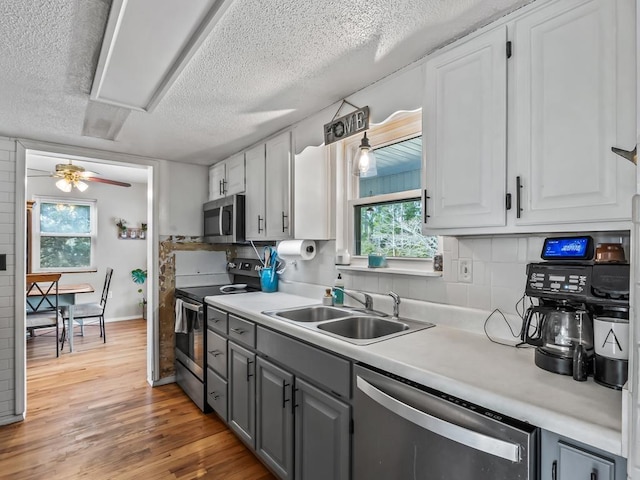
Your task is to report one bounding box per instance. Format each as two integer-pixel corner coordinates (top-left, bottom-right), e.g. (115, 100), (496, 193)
(355, 199), (437, 258)
(40, 202), (91, 234)
(359, 136), (421, 199)
(40, 237), (91, 268)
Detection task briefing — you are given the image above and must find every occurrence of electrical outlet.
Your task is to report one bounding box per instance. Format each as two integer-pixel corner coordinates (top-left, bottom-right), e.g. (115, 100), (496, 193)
(108, 291), (113, 299)
(458, 258), (473, 283)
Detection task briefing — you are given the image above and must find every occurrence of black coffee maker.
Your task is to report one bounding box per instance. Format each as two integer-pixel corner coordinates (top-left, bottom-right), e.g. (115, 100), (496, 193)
(521, 236), (630, 387)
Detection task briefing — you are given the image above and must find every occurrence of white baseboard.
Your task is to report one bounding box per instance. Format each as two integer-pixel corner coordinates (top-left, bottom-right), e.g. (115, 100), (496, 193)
(104, 316), (145, 323)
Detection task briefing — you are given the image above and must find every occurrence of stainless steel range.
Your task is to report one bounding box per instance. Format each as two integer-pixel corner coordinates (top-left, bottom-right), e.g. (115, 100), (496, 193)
(174, 257), (262, 411)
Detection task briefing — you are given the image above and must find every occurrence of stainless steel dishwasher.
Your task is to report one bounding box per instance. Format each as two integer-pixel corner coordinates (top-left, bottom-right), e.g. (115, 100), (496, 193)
(353, 365), (538, 479)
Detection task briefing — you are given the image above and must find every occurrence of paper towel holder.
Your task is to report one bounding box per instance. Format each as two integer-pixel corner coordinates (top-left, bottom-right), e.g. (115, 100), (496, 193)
(281, 244), (315, 268)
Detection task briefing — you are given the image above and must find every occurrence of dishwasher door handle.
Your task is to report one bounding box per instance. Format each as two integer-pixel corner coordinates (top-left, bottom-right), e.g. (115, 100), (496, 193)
(356, 376), (521, 462)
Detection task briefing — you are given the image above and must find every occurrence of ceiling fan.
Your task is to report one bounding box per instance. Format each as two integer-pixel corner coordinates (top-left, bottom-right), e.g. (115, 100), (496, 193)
(29, 161), (132, 192)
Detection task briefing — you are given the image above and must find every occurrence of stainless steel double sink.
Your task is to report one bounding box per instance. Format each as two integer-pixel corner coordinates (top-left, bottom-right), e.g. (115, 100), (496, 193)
(262, 305), (434, 345)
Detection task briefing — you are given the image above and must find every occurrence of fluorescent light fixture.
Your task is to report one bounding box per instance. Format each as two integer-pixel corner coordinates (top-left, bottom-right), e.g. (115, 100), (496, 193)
(91, 0), (233, 112)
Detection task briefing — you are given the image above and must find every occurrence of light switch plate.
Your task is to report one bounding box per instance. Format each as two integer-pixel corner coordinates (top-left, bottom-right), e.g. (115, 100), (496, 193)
(458, 258), (472, 283)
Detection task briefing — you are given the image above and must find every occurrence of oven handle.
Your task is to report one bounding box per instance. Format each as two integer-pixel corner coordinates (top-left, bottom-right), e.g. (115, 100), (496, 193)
(181, 300), (202, 313)
(356, 376), (521, 462)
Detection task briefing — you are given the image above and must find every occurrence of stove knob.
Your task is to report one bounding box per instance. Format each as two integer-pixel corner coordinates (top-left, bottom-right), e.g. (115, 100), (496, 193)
(227, 262), (237, 270)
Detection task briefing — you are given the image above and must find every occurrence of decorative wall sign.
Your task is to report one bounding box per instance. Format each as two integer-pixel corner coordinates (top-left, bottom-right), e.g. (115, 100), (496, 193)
(324, 105), (369, 145)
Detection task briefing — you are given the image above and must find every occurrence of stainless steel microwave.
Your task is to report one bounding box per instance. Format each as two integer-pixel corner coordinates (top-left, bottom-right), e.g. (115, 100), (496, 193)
(203, 195), (245, 244)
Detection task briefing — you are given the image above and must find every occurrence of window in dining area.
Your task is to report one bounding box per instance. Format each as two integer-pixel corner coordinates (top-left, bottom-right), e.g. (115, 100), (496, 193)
(32, 197), (97, 271)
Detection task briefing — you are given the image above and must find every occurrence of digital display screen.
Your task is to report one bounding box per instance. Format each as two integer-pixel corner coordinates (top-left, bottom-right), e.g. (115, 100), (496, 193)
(541, 236), (593, 260)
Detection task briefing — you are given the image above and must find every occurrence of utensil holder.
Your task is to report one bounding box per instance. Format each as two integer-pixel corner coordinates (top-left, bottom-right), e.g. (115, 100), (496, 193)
(260, 266), (278, 293)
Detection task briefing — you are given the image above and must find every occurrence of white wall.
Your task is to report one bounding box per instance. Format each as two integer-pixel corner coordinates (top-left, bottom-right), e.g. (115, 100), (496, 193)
(27, 177), (147, 319)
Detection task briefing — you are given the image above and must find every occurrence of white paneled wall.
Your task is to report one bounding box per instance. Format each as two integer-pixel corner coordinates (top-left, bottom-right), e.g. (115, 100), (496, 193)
(0, 137), (15, 424)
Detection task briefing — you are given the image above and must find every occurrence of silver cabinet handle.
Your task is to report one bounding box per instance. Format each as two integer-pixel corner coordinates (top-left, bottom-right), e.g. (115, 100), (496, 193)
(230, 327), (245, 334)
(208, 349), (222, 357)
(356, 376), (520, 462)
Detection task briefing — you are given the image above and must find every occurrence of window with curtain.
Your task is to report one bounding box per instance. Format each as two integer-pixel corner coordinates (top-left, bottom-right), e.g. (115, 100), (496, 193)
(32, 197), (97, 271)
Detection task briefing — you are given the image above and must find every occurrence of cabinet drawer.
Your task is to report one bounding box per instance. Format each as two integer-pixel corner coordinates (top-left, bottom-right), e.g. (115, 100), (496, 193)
(257, 326), (351, 398)
(206, 330), (227, 378)
(207, 367), (228, 422)
(207, 306), (228, 334)
(228, 315), (256, 348)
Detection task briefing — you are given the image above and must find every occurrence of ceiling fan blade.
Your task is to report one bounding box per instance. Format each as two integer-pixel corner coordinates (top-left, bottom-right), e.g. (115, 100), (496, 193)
(85, 177), (131, 187)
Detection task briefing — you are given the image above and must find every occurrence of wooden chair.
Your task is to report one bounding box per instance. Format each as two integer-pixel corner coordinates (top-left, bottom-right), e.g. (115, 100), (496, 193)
(26, 273), (63, 357)
(61, 268), (113, 346)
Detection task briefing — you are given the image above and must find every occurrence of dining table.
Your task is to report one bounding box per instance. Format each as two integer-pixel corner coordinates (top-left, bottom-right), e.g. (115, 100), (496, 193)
(26, 274), (95, 353)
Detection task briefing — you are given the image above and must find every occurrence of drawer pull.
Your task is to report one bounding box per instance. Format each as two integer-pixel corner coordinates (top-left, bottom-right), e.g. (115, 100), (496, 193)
(208, 349), (222, 357)
(230, 328), (245, 335)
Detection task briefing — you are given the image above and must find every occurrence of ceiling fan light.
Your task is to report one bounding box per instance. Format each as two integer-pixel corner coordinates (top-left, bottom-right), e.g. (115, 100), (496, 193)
(56, 178), (72, 193)
(76, 181), (89, 192)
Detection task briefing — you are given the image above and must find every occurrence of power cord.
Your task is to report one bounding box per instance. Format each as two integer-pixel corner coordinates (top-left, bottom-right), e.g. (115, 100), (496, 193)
(483, 296), (533, 348)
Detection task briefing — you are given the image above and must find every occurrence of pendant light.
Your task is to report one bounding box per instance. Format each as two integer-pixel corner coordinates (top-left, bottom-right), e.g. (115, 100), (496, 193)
(352, 132), (377, 177)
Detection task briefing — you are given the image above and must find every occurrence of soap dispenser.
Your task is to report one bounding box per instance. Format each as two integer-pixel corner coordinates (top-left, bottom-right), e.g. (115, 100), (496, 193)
(333, 273), (344, 306)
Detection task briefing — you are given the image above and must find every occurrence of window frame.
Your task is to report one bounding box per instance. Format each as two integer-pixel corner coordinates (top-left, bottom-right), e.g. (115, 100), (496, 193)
(339, 110), (440, 274)
(32, 196), (98, 272)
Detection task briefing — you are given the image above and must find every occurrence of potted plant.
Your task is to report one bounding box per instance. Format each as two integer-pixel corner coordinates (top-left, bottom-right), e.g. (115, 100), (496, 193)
(140, 223), (147, 239)
(131, 268), (147, 319)
(116, 218), (128, 238)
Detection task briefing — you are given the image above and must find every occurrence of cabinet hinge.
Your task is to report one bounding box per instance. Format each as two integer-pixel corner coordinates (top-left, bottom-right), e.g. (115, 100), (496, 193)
(505, 193), (512, 210)
(506, 41), (512, 59)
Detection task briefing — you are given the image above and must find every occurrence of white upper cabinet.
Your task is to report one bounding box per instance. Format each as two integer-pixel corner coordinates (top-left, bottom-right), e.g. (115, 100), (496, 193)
(423, 25), (508, 230)
(294, 145), (335, 240)
(265, 131), (293, 240)
(511, 0), (635, 226)
(244, 131), (293, 241)
(208, 153), (246, 201)
(422, 0), (636, 235)
(245, 144), (266, 239)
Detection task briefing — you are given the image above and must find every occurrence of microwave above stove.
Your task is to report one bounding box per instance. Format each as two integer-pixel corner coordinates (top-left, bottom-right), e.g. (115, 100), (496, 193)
(203, 194), (245, 244)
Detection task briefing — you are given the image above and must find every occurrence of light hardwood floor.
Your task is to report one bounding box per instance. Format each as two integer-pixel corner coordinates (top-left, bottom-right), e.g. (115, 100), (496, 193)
(0, 319), (275, 480)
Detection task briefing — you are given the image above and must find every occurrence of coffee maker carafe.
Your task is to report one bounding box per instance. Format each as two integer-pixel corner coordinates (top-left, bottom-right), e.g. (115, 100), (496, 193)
(521, 304), (594, 377)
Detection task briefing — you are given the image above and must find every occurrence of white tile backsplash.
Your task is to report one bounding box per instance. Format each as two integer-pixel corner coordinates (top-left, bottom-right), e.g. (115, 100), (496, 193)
(491, 237), (519, 262)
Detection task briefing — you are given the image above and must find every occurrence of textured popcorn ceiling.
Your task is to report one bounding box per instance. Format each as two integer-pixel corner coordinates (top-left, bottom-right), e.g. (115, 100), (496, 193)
(0, 0), (531, 165)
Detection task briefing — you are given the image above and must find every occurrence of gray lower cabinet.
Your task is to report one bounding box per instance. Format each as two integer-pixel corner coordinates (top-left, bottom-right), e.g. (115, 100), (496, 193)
(294, 378), (350, 480)
(228, 341), (256, 448)
(541, 430), (626, 480)
(256, 357), (294, 480)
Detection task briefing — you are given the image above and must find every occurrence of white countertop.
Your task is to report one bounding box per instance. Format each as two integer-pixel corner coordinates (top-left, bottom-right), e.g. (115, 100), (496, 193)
(205, 291), (624, 456)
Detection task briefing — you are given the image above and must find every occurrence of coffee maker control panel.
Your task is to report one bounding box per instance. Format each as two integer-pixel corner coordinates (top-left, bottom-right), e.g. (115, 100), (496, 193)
(526, 263), (590, 300)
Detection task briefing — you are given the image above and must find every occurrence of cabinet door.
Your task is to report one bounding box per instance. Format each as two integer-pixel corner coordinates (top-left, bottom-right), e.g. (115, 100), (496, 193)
(208, 163), (226, 201)
(512, 0), (635, 225)
(423, 25), (507, 230)
(558, 442), (614, 480)
(228, 342), (256, 448)
(256, 357), (294, 480)
(294, 378), (350, 480)
(294, 145), (335, 240)
(245, 143), (266, 240)
(265, 131), (293, 240)
(226, 153), (246, 196)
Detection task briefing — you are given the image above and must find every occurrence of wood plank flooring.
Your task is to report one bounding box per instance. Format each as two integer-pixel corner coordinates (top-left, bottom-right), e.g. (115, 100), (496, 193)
(0, 319), (275, 480)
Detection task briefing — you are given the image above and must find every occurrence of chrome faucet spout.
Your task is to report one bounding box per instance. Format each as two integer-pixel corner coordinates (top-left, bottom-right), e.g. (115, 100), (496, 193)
(388, 291), (401, 319)
(333, 287), (373, 310)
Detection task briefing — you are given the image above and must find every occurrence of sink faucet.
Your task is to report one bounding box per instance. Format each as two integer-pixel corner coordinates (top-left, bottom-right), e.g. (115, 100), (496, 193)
(333, 287), (373, 310)
(388, 291), (401, 318)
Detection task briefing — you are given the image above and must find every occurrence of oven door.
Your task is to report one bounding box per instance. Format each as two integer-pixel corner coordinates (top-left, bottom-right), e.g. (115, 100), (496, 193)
(175, 299), (204, 381)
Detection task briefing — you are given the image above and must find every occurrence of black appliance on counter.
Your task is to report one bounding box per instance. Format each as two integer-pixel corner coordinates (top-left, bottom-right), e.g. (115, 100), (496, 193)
(521, 236), (630, 389)
(174, 258), (262, 410)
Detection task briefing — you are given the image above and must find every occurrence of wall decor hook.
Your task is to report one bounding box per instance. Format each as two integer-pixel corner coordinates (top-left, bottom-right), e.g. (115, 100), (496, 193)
(611, 145), (637, 165)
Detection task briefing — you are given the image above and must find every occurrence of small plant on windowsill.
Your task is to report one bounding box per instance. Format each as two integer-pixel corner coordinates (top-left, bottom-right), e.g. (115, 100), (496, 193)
(116, 218), (128, 238)
(131, 268), (147, 319)
(140, 223), (147, 239)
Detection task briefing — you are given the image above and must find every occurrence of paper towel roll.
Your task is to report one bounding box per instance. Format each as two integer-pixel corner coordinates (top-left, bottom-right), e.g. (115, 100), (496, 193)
(277, 240), (317, 261)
